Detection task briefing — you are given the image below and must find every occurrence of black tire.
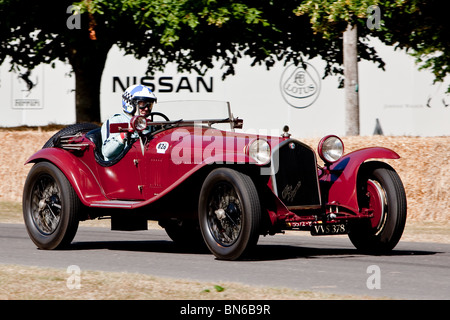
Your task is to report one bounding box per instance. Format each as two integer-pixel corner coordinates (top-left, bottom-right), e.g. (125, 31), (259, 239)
(23, 162), (82, 249)
(198, 168), (262, 260)
(349, 162), (407, 253)
(43, 123), (100, 148)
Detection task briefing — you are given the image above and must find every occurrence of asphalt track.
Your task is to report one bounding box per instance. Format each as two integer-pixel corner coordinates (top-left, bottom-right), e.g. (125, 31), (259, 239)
(1, 223), (449, 300)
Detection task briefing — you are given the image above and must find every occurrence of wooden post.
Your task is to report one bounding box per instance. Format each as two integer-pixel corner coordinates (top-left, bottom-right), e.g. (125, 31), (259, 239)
(343, 23), (360, 136)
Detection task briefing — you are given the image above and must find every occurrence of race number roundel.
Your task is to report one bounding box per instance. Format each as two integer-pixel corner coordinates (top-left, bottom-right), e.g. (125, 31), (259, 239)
(156, 142), (169, 154)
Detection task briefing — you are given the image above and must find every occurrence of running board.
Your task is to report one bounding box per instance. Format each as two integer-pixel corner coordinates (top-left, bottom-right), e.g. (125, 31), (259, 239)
(89, 200), (142, 209)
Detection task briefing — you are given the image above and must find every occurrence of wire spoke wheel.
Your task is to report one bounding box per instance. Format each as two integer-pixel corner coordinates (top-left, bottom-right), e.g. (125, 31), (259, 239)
(199, 168), (262, 260)
(23, 162), (81, 250)
(206, 181), (243, 247)
(30, 174), (62, 235)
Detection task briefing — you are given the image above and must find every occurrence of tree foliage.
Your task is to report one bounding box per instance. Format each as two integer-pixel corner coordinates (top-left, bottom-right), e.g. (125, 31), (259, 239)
(0, 0), (448, 123)
(380, 0), (449, 90)
(296, 0), (450, 91)
(72, 0), (349, 78)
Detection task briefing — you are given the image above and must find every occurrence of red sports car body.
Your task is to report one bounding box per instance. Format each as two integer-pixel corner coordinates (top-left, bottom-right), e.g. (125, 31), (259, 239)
(23, 101), (407, 260)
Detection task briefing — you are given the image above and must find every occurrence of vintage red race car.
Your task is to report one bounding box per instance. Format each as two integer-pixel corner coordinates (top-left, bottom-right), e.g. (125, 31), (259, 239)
(23, 101), (407, 260)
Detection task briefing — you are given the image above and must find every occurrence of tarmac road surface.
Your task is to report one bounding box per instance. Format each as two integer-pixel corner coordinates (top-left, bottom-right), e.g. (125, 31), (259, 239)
(1, 223), (449, 300)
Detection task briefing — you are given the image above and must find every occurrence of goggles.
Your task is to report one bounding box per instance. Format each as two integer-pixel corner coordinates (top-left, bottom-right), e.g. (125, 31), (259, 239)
(134, 99), (154, 110)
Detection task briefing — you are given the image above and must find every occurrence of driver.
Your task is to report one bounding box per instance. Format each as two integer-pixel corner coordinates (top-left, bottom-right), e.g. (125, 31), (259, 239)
(101, 84), (157, 161)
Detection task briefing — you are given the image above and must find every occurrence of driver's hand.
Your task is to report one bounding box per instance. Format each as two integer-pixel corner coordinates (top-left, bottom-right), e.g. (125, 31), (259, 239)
(118, 132), (127, 144)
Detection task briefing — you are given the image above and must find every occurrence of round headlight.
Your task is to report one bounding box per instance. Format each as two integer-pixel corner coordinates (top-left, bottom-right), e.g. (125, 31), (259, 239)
(248, 139), (271, 165)
(318, 135), (344, 164)
(131, 115), (148, 132)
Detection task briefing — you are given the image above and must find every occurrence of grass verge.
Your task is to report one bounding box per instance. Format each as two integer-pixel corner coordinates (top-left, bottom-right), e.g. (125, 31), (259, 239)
(0, 264), (374, 300)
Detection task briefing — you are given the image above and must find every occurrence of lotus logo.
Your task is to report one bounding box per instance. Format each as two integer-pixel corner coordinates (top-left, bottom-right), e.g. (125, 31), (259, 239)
(280, 62), (321, 109)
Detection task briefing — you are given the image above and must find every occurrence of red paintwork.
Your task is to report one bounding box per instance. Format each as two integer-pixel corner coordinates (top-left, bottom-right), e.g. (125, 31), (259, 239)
(318, 147), (400, 214)
(366, 179), (384, 228)
(25, 126), (282, 207)
(25, 122), (400, 228)
(26, 148), (106, 204)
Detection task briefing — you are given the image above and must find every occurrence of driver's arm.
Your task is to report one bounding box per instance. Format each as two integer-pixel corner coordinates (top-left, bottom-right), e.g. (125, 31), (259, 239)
(101, 115), (128, 160)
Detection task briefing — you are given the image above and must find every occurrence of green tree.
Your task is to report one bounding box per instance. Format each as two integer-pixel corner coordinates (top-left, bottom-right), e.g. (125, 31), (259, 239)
(296, 0), (383, 135)
(1, 0), (109, 122)
(0, 0), (273, 122)
(379, 0), (449, 90)
(296, 0), (449, 134)
(0, 0), (379, 124)
(296, 0), (450, 90)
(2, 0), (446, 127)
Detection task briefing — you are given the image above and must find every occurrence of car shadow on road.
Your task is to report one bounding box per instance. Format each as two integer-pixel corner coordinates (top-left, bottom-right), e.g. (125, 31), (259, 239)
(244, 244), (440, 261)
(69, 239), (211, 255)
(67, 239), (439, 261)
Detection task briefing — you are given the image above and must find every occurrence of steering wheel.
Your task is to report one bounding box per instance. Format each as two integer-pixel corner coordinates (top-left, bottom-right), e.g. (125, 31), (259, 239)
(149, 112), (170, 131)
(149, 112), (170, 122)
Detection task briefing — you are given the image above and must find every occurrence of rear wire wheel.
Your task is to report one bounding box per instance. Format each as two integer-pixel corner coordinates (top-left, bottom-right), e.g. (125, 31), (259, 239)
(23, 162), (81, 249)
(199, 168), (262, 260)
(349, 162), (407, 253)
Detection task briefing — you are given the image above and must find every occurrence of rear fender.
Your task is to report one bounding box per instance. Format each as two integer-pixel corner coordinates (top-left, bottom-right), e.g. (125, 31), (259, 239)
(25, 148), (107, 205)
(319, 147), (400, 214)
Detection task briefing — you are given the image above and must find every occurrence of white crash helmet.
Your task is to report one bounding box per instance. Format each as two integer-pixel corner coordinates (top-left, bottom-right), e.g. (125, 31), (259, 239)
(122, 84), (157, 115)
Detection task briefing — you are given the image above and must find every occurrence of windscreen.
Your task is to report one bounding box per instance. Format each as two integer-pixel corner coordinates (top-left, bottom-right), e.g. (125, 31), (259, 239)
(151, 100), (233, 131)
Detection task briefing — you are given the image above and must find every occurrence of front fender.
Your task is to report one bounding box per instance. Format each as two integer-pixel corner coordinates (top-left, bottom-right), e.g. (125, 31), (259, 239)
(319, 147), (400, 214)
(25, 148), (107, 205)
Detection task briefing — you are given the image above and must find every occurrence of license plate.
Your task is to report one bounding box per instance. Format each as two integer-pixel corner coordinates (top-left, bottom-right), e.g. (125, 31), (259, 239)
(310, 223), (348, 236)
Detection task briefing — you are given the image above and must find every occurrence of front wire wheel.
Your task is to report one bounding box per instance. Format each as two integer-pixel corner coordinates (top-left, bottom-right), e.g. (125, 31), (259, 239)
(349, 162), (407, 253)
(199, 168), (262, 260)
(30, 173), (62, 235)
(207, 181), (242, 246)
(23, 162), (81, 249)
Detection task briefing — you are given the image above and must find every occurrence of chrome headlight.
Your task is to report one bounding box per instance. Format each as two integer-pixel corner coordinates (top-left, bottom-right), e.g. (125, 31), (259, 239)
(248, 139), (271, 165)
(130, 115), (148, 132)
(318, 135), (344, 164)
